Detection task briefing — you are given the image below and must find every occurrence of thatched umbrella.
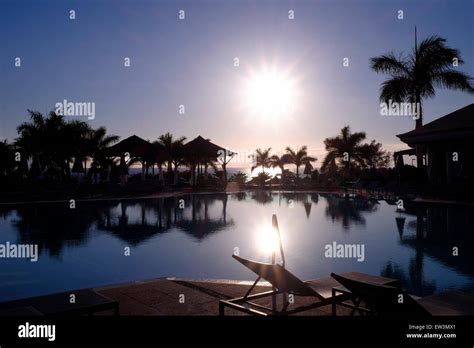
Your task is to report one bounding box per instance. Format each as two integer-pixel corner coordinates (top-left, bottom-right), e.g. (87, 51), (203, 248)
(103, 135), (157, 181)
(180, 136), (236, 186)
(104, 135), (153, 157)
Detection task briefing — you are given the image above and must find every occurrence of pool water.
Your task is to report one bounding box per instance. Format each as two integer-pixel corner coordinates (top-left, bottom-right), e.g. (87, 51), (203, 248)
(0, 192), (473, 301)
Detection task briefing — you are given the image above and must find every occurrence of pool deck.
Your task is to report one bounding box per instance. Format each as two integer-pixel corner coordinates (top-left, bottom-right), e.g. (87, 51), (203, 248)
(94, 277), (349, 316)
(94, 277), (474, 316)
(1, 276), (474, 316)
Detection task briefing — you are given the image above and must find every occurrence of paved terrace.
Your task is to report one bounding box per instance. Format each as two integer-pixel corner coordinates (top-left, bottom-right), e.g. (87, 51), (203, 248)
(95, 277), (352, 316)
(2, 276), (472, 316)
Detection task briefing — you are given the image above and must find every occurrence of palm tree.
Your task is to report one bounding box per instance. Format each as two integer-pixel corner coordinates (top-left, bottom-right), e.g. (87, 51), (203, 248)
(322, 126), (391, 179)
(321, 126), (367, 176)
(359, 140), (391, 169)
(285, 146), (316, 180)
(16, 111), (73, 180)
(371, 34), (473, 169)
(68, 120), (93, 175)
(157, 132), (187, 184)
(15, 110), (118, 182)
(270, 153), (291, 186)
(270, 153), (290, 174)
(88, 127), (120, 181)
(250, 148), (272, 174)
(371, 34), (473, 129)
(229, 171), (248, 185)
(15, 110), (46, 179)
(0, 140), (18, 178)
(43, 111), (71, 179)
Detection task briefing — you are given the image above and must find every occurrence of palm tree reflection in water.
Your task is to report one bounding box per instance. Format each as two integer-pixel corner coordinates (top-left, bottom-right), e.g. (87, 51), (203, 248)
(4, 193), (473, 298)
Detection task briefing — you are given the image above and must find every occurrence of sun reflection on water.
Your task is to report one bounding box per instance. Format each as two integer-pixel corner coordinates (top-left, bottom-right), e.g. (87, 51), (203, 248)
(256, 224), (280, 255)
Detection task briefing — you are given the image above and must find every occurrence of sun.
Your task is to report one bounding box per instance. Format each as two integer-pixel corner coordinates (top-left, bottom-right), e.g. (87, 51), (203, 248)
(242, 66), (296, 119)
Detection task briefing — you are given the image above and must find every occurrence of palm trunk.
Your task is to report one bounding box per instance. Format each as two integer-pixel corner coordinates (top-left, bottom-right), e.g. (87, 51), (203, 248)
(159, 164), (164, 182)
(173, 163), (178, 185)
(415, 93), (423, 130)
(65, 159), (71, 181)
(415, 94), (424, 171)
(280, 165), (285, 187)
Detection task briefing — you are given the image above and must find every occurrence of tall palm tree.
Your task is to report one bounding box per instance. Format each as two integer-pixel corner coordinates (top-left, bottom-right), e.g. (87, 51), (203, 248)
(371, 34), (474, 168)
(89, 127), (120, 157)
(16, 110), (118, 182)
(0, 140), (18, 178)
(270, 153), (290, 186)
(16, 110), (46, 179)
(285, 146), (316, 180)
(68, 120), (93, 175)
(270, 153), (290, 174)
(43, 112), (70, 179)
(157, 132), (186, 171)
(88, 127), (120, 179)
(157, 132), (187, 184)
(359, 140), (391, 169)
(250, 148), (272, 174)
(321, 126), (367, 175)
(371, 34), (473, 129)
(16, 111), (73, 180)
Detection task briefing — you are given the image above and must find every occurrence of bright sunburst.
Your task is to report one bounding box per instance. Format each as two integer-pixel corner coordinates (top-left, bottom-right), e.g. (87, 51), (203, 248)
(242, 65), (297, 119)
(256, 224), (280, 254)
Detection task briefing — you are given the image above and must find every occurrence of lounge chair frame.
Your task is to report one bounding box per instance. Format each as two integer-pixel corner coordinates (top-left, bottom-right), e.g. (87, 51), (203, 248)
(219, 256), (348, 316)
(331, 286), (372, 316)
(330, 272), (431, 317)
(219, 278), (341, 316)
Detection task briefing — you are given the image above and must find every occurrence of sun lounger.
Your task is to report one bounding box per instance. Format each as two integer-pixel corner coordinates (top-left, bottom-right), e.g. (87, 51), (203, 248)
(330, 272), (474, 316)
(219, 255), (342, 316)
(330, 272), (427, 316)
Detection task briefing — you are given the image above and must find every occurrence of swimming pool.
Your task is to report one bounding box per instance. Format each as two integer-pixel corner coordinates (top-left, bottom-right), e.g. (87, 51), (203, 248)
(0, 192), (472, 301)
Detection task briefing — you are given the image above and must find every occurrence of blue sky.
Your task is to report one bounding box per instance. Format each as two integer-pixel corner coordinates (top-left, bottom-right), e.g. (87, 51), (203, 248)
(1, 0), (473, 166)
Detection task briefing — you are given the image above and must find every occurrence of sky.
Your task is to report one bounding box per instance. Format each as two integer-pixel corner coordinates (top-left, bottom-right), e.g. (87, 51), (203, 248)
(1, 0), (473, 168)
